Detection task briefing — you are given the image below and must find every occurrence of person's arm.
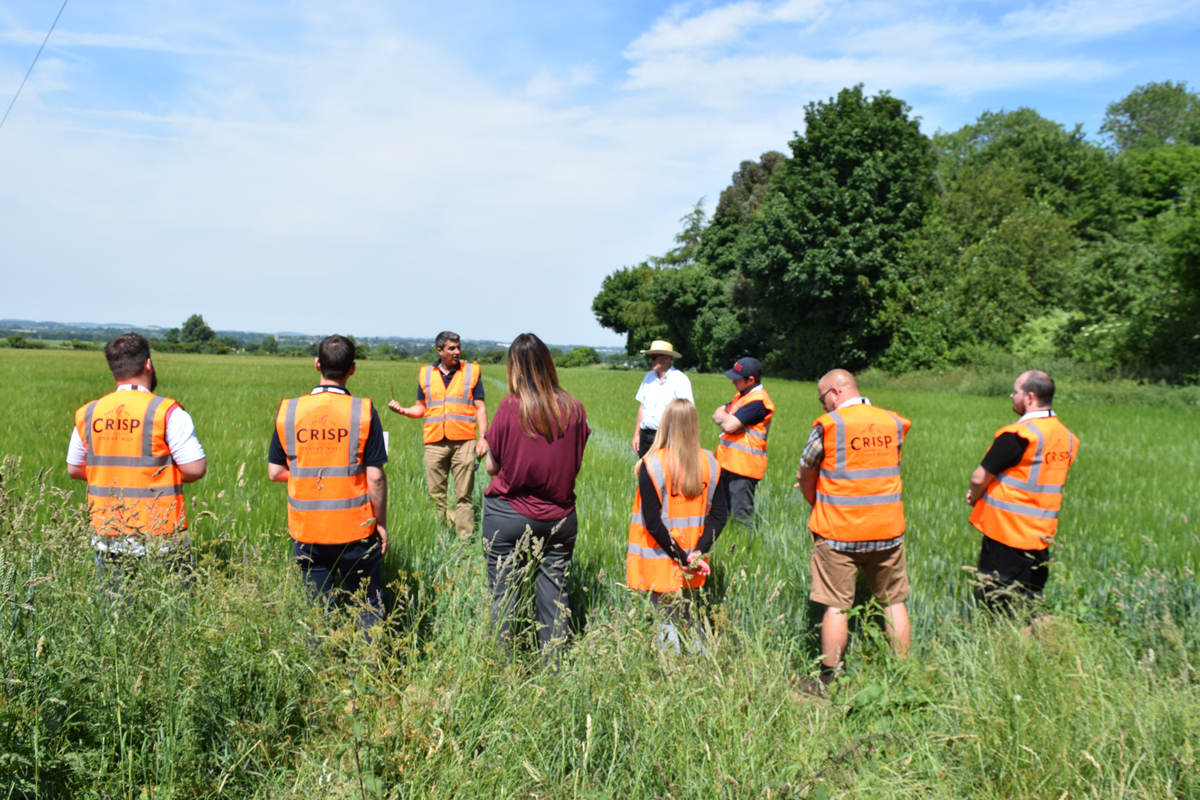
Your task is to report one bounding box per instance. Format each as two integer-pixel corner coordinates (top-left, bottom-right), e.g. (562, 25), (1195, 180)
(66, 427), (88, 480)
(475, 399), (489, 457)
(632, 405), (644, 453)
(388, 399), (427, 418)
(967, 432), (1029, 506)
(966, 466), (993, 506)
(366, 466), (388, 555)
(695, 471), (730, 553)
(713, 404), (743, 434)
(179, 458), (207, 483)
(268, 428), (290, 481)
(798, 466), (818, 506)
(636, 467), (692, 566)
(793, 424), (824, 505)
(164, 407), (206, 483)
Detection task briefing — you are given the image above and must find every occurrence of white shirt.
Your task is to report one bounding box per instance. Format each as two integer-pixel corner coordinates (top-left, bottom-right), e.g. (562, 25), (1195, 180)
(634, 367), (694, 431)
(1016, 409), (1056, 423)
(836, 396), (871, 409)
(66, 384), (206, 466)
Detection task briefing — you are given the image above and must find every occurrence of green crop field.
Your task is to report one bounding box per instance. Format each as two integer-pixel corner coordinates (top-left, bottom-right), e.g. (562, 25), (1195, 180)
(1, 348), (1197, 799)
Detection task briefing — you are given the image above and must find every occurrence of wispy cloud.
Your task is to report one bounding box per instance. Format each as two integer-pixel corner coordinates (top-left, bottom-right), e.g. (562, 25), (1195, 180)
(1001, 0), (1200, 39)
(0, 0), (1197, 342)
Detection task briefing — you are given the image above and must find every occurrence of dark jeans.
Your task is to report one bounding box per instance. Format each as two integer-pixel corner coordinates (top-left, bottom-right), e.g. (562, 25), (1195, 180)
(726, 473), (759, 525)
(637, 428), (658, 459)
(293, 533), (385, 630)
(482, 496), (577, 653)
(977, 535), (1050, 616)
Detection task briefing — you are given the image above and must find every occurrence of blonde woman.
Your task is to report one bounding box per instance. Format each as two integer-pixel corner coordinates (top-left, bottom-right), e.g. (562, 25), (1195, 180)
(483, 333), (590, 655)
(627, 399), (730, 643)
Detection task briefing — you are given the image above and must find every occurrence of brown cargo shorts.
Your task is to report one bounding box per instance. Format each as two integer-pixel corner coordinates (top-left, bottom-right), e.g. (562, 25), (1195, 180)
(809, 535), (909, 609)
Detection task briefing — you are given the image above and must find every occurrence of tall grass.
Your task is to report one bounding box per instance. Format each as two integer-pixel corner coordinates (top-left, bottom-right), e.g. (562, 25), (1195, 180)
(1, 349), (1198, 797)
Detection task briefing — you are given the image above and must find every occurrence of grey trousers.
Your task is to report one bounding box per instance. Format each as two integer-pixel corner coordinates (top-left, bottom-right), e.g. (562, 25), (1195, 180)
(481, 496), (577, 652)
(727, 473), (759, 525)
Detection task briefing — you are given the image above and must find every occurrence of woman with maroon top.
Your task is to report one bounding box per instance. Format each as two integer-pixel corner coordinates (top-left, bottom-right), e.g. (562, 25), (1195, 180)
(482, 333), (589, 655)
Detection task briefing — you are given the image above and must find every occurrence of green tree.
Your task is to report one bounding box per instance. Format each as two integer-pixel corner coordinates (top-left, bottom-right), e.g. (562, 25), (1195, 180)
(164, 328), (181, 344)
(738, 85), (938, 376)
(557, 346), (601, 368)
(181, 315), (216, 345)
(591, 263), (669, 356)
(1101, 80), (1200, 151)
(651, 153), (789, 372)
(261, 336), (279, 354)
(935, 108), (1119, 239)
(1115, 145), (1200, 219)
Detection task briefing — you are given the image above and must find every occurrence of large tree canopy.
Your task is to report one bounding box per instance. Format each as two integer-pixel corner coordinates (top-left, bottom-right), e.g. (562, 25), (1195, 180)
(737, 85), (938, 376)
(593, 82), (1200, 382)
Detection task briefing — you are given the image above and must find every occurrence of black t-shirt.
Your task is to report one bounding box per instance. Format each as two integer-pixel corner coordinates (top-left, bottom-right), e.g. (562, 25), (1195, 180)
(731, 398), (769, 428)
(268, 388), (388, 467)
(980, 431), (1029, 475)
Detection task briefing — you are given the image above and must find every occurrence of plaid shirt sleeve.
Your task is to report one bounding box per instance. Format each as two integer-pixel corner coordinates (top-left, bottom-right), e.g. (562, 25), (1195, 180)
(799, 424), (824, 470)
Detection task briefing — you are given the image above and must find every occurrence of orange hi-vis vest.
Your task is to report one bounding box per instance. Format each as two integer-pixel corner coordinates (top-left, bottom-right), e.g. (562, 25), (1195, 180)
(717, 384), (774, 480)
(275, 390), (376, 545)
(809, 401), (911, 543)
(970, 412), (1079, 551)
(74, 389), (186, 537)
(421, 363), (480, 444)
(626, 448), (720, 593)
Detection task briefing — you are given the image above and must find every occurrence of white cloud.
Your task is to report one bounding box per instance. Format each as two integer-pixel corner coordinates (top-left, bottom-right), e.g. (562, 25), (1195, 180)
(0, 0), (1197, 342)
(1002, 0), (1199, 39)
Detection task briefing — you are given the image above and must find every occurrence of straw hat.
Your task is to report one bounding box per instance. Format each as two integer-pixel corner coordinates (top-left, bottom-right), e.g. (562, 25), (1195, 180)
(639, 340), (682, 358)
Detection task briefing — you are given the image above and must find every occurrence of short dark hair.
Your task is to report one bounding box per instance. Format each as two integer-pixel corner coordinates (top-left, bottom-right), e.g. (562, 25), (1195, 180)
(318, 335), (356, 379)
(104, 333), (152, 380)
(435, 331), (460, 350)
(1020, 371), (1055, 406)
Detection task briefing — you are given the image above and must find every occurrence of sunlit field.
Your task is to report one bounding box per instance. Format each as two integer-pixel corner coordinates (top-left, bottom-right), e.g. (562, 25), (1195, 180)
(1, 349), (1197, 798)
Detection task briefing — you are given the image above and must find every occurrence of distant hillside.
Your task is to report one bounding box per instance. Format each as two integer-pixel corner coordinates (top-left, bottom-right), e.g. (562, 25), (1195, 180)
(0, 319), (617, 354)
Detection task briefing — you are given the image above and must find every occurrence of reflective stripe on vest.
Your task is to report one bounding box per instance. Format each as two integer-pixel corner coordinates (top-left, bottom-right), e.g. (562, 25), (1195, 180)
(970, 415), (1079, 550)
(75, 390), (186, 536)
(625, 449), (718, 592)
(283, 396), (367, 478)
(809, 404), (909, 542)
(716, 385), (773, 480)
(422, 363), (479, 443)
(276, 393), (375, 545)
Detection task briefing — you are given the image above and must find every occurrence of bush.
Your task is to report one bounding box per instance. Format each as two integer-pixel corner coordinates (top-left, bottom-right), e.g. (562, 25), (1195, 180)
(2, 335), (46, 349)
(557, 346), (602, 368)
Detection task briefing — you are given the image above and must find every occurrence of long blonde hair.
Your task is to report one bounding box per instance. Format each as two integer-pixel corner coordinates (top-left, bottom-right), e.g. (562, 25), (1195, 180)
(640, 399), (704, 499)
(506, 333), (581, 441)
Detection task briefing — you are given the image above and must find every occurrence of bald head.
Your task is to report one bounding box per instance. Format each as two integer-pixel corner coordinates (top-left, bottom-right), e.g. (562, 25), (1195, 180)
(820, 369), (858, 394)
(817, 369), (860, 411)
(1017, 370), (1054, 408)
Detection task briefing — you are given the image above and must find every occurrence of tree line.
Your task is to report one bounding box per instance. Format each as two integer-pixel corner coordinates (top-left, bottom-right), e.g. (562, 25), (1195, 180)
(593, 80), (1200, 382)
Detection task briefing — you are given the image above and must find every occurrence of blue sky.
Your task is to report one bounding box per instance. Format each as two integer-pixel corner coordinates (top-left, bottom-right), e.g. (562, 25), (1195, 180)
(1, 0), (1198, 346)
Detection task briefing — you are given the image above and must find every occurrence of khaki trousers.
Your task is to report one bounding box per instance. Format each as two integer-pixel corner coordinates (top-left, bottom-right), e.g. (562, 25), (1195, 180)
(424, 439), (477, 537)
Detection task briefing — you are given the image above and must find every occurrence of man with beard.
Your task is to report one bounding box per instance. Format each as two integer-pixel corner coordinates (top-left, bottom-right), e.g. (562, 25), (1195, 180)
(966, 370), (1080, 617)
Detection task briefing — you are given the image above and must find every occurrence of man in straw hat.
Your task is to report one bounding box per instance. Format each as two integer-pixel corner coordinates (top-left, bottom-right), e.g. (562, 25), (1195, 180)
(631, 340), (694, 458)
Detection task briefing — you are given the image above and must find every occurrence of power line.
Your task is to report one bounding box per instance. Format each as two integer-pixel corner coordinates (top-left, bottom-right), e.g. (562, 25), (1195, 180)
(0, 0), (71, 133)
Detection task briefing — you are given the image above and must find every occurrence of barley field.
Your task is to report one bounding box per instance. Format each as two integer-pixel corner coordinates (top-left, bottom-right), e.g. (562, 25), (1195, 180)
(1, 349), (1197, 799)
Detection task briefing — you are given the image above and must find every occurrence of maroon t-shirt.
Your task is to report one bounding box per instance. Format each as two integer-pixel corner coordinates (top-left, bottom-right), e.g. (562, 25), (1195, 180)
(484, 394), (590, 521)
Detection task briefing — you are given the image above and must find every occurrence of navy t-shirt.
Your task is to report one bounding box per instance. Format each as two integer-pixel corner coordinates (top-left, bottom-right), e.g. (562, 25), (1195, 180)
(729, 387), (769, 427)
(268, 387), (388, 467)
